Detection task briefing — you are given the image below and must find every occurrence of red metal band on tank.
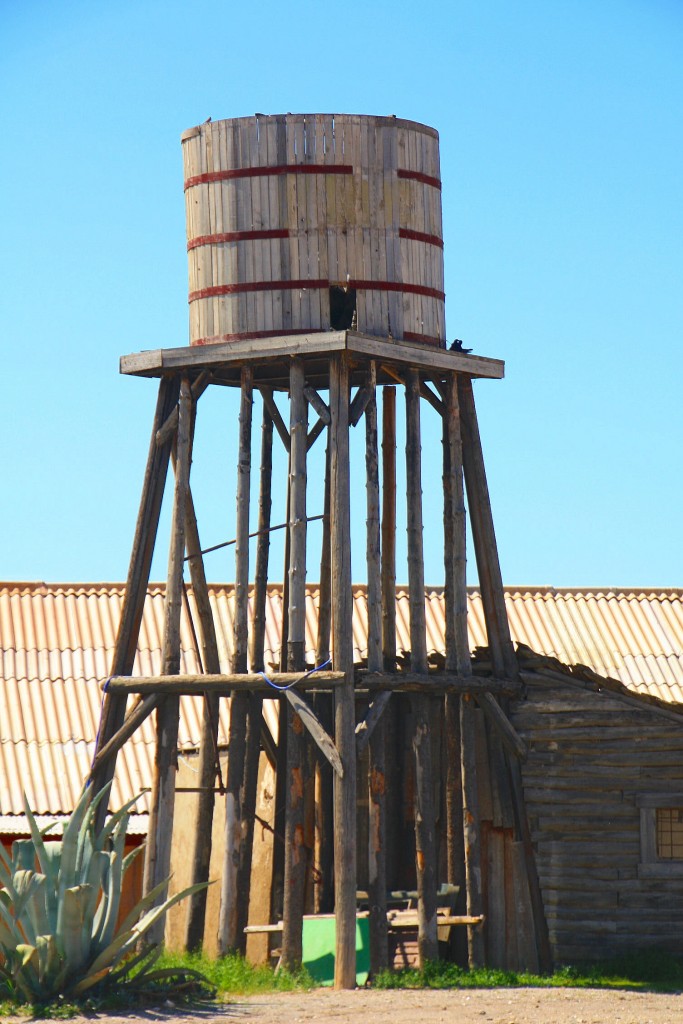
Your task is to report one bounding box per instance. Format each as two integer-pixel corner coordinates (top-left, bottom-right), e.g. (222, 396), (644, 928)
(184, 165), (353, 189)
(347, 280), (445, 302)
(187, 229), (289, 251)
(189, 280), (330, 302)
(403, 331), (444, 346)
(193, 328), (329, 345)
(399, 228), (444, 249)
(397, 168), (442, 190)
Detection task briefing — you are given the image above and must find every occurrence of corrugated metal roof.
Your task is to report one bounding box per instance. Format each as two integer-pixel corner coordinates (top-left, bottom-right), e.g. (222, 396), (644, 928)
(2, 581), (683, 822)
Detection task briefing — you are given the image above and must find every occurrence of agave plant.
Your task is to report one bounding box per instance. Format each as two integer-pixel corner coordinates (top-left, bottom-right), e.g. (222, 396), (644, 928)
(0, 785), (208, 1003)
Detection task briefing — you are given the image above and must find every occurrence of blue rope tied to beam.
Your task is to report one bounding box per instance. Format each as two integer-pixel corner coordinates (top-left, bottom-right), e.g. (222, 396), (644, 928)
(259, 657), (332, 692)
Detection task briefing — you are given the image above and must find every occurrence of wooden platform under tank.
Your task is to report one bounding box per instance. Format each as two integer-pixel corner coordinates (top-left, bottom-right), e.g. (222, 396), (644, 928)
(120, 330), (505, 387)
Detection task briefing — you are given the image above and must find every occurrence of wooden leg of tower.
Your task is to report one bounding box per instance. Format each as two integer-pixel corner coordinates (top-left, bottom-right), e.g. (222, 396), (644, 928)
(364, 363), (388, 974)
(281, 358), (308, 970)
(270, 445), (292, 926)
(405, 369), (438, 966)
(330, 354), (357, 990)
(183, 481), (222, 951)
(442, 372), (469, 944)
(91, 375), (180, 829)
(457, 375), (552, 972)
(381, 387), (397, 672)
(218, 368), (253, 955)
(460, 693), (485, 967)
(144, 376), (192, 944)
(457, 376), (516, 680)
(235, 404), (274, 951)
(314, 438), (334, 915)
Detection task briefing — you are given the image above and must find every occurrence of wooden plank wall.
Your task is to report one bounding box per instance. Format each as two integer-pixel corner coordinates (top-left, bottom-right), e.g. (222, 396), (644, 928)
(511, 673), (683, 963)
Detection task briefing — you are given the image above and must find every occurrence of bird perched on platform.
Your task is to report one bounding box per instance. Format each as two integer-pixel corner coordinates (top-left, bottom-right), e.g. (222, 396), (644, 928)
(449, 338), (472, 353)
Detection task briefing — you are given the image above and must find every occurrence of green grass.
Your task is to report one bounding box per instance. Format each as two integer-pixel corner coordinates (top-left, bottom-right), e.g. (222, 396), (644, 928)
(2, 949), (682, 1018)
(154, 949), (314, 995)
(372, 949), (683, 993)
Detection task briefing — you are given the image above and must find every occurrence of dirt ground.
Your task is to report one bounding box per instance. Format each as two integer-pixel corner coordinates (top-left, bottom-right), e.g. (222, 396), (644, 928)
(37, 987), (683, 1024)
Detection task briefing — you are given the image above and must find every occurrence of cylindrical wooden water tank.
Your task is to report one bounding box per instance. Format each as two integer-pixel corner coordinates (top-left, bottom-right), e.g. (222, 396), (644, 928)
(181, 114), (445, 347)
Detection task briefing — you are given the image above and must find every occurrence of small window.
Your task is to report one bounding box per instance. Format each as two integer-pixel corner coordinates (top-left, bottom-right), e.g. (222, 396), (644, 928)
(637, 794), (683, 878)
(656, 807), (683, 859)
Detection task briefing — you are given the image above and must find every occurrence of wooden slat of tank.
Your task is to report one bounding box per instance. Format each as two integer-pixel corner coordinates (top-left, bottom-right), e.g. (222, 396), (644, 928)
(248, 118), (265, 333)
(305, 117), (322, 330)
(403, 131), (417, 339)
(274, 117), (291, 331)
(415, 134), (430, 340)
(231, 121), (246, 336)
(384, 124), (402, 339)
(335, 117), (349, 289)
(323, 117), (338, 292)
(207, 124), (219, 341)
(243, 119), (258, 332)
(337, 115), (352, 285)
(195, 126), (211, 343)
(265, 118), (282, 330)
(286, 119), (302, 330)
(296, 117), (313, 329)
(374, 125), (389, 335)
(256, 118), (273, 332)
(360, 118), (374, 334)
(348, 116), (366, 331)
(425, 144), (437, 342)
(220, 122), (235, 338)
(368, 124), (380, 334)
(243, 118), (256, 333)
(314, 114), (330, 328)
(350, 114), (364, 288)
(209, 123), (224, 340)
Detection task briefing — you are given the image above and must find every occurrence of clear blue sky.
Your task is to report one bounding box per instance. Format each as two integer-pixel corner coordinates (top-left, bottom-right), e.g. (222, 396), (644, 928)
(2, 0), (682, 588)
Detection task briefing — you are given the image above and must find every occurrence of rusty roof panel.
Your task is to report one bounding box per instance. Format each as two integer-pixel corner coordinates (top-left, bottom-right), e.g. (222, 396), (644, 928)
(2, 582), (683, 822)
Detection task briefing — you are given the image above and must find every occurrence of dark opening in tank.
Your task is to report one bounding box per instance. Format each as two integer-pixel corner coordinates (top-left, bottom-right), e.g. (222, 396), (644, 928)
(329, 286), (357, 330)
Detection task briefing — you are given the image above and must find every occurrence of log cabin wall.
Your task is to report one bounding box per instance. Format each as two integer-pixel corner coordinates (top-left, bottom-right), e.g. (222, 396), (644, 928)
(511, 671), (683, 963)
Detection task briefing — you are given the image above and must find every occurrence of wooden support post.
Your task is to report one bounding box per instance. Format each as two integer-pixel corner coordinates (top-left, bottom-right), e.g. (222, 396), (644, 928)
(250, 406), (273, 673)
(91, 376), (179, 827)
(270, 454), (291, 921)
(281, 358), (308, 971)
(365, 362), (388, 974)
(405, 368), (438, 966)
(144, 375), (192, 944)
(235, 403), (274, 948)
(330, 354), (357, 990)
(218, 367), (254, 955)
(183, 479), (223, 951)
(443, 374), (470, 677)
(314, 438), (334, 914)
(458, 376), (552, 971)
(381, 387), (397, 671)
(442, 371), (470, 929)
(457, 376), (515, 681)
(460, 693), (485, 967)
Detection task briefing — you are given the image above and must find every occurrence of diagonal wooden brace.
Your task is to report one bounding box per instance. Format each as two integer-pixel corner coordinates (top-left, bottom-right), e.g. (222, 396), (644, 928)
(355, 691), (392, 755)
(285, 688), (343, 778)
(259, 386), (291, 451)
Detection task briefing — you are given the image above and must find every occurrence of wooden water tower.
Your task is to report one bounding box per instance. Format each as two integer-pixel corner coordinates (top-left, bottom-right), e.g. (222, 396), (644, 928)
(90, 114), (550, 988)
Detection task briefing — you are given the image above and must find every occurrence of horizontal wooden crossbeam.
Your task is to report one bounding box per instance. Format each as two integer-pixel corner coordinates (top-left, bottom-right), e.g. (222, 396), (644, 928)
(356, 671), (522, 695)
(104, 670), (521, 698)
(104, 671), (346, 695)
